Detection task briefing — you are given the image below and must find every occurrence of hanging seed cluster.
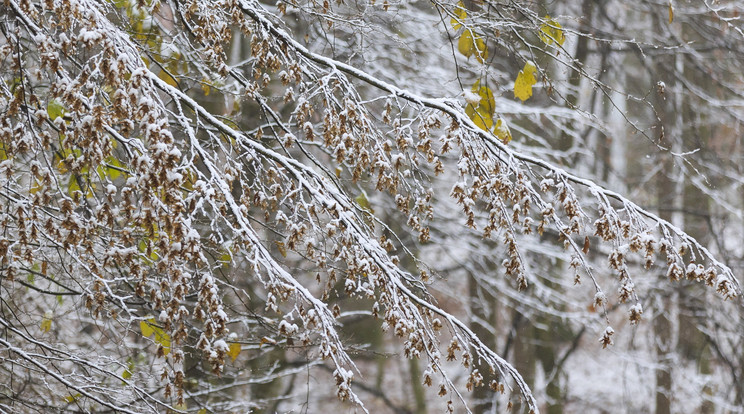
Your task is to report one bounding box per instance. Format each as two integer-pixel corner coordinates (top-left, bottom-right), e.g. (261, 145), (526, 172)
(0, 0), (739, 412)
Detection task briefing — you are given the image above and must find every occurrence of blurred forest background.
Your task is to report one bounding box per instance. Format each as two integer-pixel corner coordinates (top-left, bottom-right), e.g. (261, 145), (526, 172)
(2, 0), (744, 413)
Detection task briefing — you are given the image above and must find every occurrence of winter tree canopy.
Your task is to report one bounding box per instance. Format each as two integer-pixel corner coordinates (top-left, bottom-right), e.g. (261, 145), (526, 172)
(2, 0), (744, 412)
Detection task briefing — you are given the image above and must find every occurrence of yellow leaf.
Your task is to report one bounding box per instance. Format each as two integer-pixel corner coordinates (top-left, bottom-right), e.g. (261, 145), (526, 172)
(219, 246), (232, 269)
(30, 179), (43, 194)
(494, 118), (512, 144)
(139, 318), (154, 337)
(98, 156), (124, 180)
(68, 176), (81, 195)
(182, 169), (197, 191)
(138, 230), (159, 262)
(68, 176), (94, 199)
(514, 61), (538, 101)
(221, 118), (239, 130)
(470, 106), (494, 131)
(109, 0), (129, 8)
(122, 357), (135, 380)
(355, 191), (373, 213)
(201, 79), (212, 96)
(0, 143), (7, 160)
(275, 241), (287, 257)
(64, 393), (81, 403)
(259, 336), (277, 348)
(158, 69), (179, 88)
(54, 155), (67, 174)
(524, 61), (537, 76)
(451, 1), (467, 30)
(55, 147), (81, 174)
(458, 30), (488, 62)
(155, 331), (171, 355)
(137, 237), (158, 264)
(473, 33), (488, 63)
(458, 30), (474, 57)
(539, 16), (566, 47)
(47, 99), (65, 121)
(198, 409), (207, 414)
(228, 342), (241, 361)
(40, 311), (53, 333)
(472, 80), (495, 116)
(668, 2), (674, 23)
(140, 317), (170, 355)
(465, 80), (496, 131)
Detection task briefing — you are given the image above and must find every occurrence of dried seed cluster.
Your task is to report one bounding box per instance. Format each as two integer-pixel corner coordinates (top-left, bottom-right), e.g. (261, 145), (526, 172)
(0, 0), (739, 412)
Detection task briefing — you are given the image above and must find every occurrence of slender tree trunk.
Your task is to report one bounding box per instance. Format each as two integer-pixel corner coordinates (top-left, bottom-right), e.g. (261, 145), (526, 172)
(653, 30), (676, 414)
(468, 271), (498, 413)
(558, 0), (595, 157)
(653, 300), (672, 414)
(510, 312), (536, 413)
(409, 358), (427, 414)
(535, 322), (563, 414)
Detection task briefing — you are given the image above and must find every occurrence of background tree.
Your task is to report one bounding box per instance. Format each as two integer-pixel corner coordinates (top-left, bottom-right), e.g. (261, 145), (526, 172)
(1, 0), (743, 413)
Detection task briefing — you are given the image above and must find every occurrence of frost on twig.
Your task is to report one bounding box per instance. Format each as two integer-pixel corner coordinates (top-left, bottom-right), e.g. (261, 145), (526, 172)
(0, 0), (741, 412)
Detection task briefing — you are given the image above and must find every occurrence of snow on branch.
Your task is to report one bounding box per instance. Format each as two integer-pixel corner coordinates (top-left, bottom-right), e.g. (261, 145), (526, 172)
(1, 0), (743, 412)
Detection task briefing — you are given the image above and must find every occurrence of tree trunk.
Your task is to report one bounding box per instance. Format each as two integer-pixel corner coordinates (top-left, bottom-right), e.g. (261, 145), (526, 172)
(468, 271), (498, 413)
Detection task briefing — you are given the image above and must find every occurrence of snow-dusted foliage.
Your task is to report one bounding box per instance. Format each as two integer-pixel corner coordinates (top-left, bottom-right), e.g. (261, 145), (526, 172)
(1, 0), (743, 412)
